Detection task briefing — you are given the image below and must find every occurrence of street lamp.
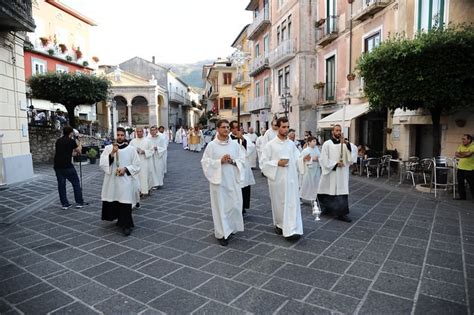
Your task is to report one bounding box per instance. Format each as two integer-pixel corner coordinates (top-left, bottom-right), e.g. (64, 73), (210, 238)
(279, 86), (292, 118)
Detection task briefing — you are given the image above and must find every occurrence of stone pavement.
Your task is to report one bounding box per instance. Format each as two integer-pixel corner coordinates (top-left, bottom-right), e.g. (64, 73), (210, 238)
(0, 143), (473, 314)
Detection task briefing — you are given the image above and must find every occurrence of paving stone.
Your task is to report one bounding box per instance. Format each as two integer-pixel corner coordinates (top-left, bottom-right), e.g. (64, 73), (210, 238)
(94, 266), (143, 289)
(50, 301), (100, 314)
(414, 294), (467, 314)
(242, 256), (285, 275)
(195, 277), (249, 303)
(90, 243), (130, 259)
(10, 252), (47, 267)
(305, 288), (359, 313)
(372, 272), (419, 299)
(420, 278), (466, 304)
(231, 287), (286, 314)
(246, 243), (275, 255)
(266, 248), (316, 266)
(323, 245), (361, 261)
(262, 277), (312, 299)
(193, 301), (246, 315)
(147, 246), (184, 259)
(200, 261), (243, 278)
(80, 261), (120, 278)
(148, 288), (208, 314)
(214, 250), (254, 267)
(119, 277), (173, 303)
(109, 249), (154, 268)
(346, 261), (380, 280)
(94, 294), (147, 315)
(4, 282), (55, 304)
(63, 254), (106, 272)
(309, 256), (351, 274)
(274, 264), (339, 289)
(162, 237), (209, 253)
(382, 260), (422, 279)
(0, 273), (42, 297)
(46, 247), (87, 263)
(233, 270), (271, 287)
(359, 290), (413, 314)
(276, 300), (331, 315)
(172, 253), (211, 268)
(0, 264), (25, 281)
(424, 265), (464, 285)
(388, 244), (426, 265)
(162, 267), (212, 290)
(137, 259), (182, 279)
(69, 282), (116, 305)
(332, 275), (372, 299)
(426, 248), (463, 270)
(47, 271), (91, 291)
(16, 289), (73, 314)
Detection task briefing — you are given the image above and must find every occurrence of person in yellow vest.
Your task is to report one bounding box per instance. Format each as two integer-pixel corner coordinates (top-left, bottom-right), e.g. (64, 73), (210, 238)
(189, 126), (202, 152)
(455, 134), (474, 200)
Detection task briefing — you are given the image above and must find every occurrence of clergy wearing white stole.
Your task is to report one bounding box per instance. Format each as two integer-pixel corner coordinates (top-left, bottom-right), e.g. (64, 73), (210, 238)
(101, 127), (140, 236)
(129, 127), (153, 196)
(148, 126), (167, 189)
(158, 126), (169, 174)
(244, 127), (258, 169)
(298, 136), (321, 202)
(201, 119), (245, 246)
(317, 124), (357, 223)
(261, 117), (303, 240)
(230, 121), (255, 214)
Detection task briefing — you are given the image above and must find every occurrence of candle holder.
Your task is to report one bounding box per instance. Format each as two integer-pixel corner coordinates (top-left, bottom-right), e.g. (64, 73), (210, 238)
(312, 200), (321, 221)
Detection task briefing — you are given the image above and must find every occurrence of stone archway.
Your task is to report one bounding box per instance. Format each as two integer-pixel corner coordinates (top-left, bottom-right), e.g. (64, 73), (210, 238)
(131, 96), (149, 126)
(113, 95), (128, 124)
(157, 94), (165, 127)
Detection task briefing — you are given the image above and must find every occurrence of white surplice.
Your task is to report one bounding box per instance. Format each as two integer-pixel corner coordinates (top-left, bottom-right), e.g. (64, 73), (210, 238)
(175, 128), (183, 143)
(298, 146), (321, 201)
(255, 135), (264, 169)
(160, 132), (169, 174)
(181, 129), (188, 149)
(244, 134), (257, 168)
(201, 137), (245, 239)
(233, 136), (256, 188)
(318, 139), (357, 195)
(259, 128), (277, 169)
(148, 133), (167, 187)
(129, 137), (154, 195)
(261, 137), (303, 237)
(100, 144), (140, 204)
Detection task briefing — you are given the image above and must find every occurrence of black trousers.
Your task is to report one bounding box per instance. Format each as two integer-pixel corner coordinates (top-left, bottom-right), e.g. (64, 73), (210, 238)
(457, 169), (474, 200)
(102, 201), (134, 228)
(242, 185), (251, 210)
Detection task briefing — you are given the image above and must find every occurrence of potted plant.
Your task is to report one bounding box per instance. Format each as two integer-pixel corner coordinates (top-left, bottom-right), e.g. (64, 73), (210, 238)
(39, 37), (49, 47)
(24, 39), (34, 51)
(347, 73), (356, 81)
(66, 55), (73, 62)
(47, 48), (55, 56)
(82, 61), (89, 67)
(92, 56), (99, 63)
(58, 43), (67, 54)
(75, 48), (83, 60)
(86, 148), (98, 164)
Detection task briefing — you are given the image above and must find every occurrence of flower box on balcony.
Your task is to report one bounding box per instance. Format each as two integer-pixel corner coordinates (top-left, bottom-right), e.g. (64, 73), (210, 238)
(58, 43), (67, 54)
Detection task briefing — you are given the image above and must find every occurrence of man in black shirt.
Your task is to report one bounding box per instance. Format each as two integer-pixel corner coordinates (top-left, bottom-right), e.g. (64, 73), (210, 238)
(54, 126), (86, 209)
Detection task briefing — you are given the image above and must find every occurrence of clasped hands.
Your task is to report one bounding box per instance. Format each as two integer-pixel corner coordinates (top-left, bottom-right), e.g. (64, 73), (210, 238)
(115, 167), (127, 176)
(221, 154), (234, 165)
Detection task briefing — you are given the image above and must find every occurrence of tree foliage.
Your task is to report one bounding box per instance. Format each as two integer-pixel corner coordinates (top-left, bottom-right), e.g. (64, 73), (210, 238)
(28, 72), (111, 128)
(357, 24), (474, 155)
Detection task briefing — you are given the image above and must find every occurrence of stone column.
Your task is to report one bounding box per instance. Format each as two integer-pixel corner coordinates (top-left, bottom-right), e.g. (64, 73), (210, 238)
(127, 104), (132, 126)
(148, 104), (157, 127)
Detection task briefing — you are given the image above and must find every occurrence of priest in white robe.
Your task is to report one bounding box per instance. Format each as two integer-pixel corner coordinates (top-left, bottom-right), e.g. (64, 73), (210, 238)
(230, 121), (255, 214)
(317, 124), (357, 222)
(244, 127), (258, 169)
(201, 119), (245, 246)
(148, 126), (166, 189)
(100, 127), (140, 236)
(259, 120), (279, 169)
(181, 127), (188, 150)
(255, 128), (266, 170)
(129, 127), (153, 196)
(261, 117), (303, 240)
(158, 126), (169, 174)
(298, 136), (321, 203)
(175, 127), (183, 144)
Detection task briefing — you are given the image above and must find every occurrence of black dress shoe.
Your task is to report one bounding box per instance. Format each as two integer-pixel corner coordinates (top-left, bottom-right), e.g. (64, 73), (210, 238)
(217, 237), (228, 246)
(242, 209), (247, 214)
(285, 234), (301, 241)
(135, 203), (140, 209)
(123, 228), (131, 236)
(274, 226), (283, 235)
(337, 215), (352, 223)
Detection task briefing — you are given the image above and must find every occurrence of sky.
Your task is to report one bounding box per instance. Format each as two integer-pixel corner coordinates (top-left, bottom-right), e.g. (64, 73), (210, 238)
(61, 0), (252, 65)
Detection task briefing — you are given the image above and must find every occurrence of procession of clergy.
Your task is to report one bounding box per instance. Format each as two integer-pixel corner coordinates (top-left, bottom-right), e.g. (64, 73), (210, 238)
(99, 118), (357, 243)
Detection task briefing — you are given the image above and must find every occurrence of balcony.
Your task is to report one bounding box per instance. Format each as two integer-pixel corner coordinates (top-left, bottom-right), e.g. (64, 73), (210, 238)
(269, 39), (296, 68)
(232, 73), (251, 89)
(249, 55), (270, 77)
(315, 82), (336, 105)
(348, 76), (365, 98)
(352, 0), (390, 21)
(170, 92), (184, 104)
(0, 0), (35, 32)
(247, 7), (270, 40)
(183, 96), (192, 107)
(248, 95), (271, 112)
(207, 86), (219, 100)
(316, 16), (339, 47)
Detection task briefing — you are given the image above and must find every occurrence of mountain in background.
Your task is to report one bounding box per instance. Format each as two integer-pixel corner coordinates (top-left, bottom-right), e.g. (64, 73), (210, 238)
(160, 60), (213, 89)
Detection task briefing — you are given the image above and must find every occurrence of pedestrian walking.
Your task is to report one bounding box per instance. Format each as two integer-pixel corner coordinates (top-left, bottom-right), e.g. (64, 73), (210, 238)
(53, 126), (87, 210)
(201, 119), (245, 246)
(317, 125), (357, 222)
(455, 134), (474, 200)
(261, 117), (303, 240)
(100, 127), (140, 236)
(148, 126), (166, 189)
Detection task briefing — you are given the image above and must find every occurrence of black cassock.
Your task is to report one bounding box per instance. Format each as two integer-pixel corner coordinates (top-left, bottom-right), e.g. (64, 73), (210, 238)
(230, 134), (251, 212)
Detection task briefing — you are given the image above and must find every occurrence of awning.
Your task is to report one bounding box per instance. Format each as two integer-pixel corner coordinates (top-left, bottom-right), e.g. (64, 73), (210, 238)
(31, 99), (67, 112)
(392, 108), (431, 125)
(317, 103), (369, 129)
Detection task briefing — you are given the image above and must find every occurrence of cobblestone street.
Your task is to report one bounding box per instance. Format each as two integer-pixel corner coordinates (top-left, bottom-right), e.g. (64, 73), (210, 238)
(1, 143), (473, 314)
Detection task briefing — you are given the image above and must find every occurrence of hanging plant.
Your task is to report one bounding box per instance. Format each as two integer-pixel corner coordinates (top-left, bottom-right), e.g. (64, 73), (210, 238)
(92, 56), (99, 63)
(58, 43), (67, 54)
(313, 82), (325, 89)
(347, 73), (356, 81)
(39, 37), (49, 47)
(75, 48), (83, 59)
